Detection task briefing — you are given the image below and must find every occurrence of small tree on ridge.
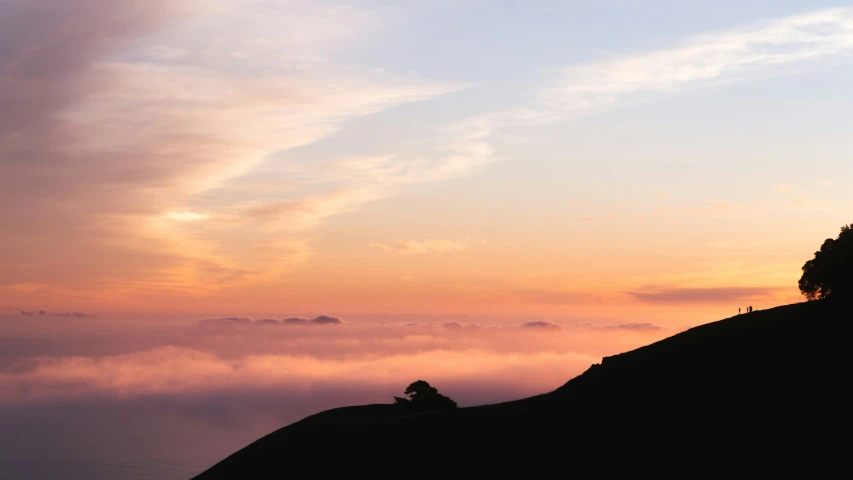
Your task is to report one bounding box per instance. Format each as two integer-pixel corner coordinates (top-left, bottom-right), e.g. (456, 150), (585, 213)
(394, 380), (457, 410)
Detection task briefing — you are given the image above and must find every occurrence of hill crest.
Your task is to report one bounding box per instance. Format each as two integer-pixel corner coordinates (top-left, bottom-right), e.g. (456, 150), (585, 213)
(194, 299), (847, 477)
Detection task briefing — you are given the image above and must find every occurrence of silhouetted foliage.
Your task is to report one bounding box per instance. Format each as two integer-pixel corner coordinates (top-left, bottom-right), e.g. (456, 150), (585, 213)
(799, 223), (853, 301)
(393, 380), (457, 410)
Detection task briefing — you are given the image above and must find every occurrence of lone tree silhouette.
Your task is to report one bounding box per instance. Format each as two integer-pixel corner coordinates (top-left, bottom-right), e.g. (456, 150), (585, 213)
(799, 223), (853, 301)
(394, 380), (457, 410)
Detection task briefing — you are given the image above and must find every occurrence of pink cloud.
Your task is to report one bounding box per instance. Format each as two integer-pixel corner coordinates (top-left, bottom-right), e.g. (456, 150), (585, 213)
(521, 320), (561, 329)
(0, 316), (672, 406)
(0, 0), (460, 304)
(626, 286), (779, 304)
(0, 345), (598, 405)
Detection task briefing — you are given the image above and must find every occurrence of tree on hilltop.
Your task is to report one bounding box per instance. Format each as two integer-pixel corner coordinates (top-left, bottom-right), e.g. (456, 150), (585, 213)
(393, 380), (457, 410)
(799, 223), (853, 300)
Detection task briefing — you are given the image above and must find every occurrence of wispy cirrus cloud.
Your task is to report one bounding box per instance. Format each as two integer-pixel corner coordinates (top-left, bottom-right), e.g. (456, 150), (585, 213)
(654, 201), (746, 217)
(626, 286), (779, 304)
(235, 120), (497, 232)
(604, 322), (664, 332)
(4, 3), (852, 308)
(769, 182), (832, 210)
(370, 238), (476, 255)
(165, 211), (210, 222)
(538, 8), (853, 115)
(418, 8), (853, 239)
(240, 187), (389, 232)
(0, 0), (462, 302)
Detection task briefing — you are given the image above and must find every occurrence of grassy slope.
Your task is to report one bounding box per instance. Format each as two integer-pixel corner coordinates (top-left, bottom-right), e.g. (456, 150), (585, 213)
(194, 299), (848, 478)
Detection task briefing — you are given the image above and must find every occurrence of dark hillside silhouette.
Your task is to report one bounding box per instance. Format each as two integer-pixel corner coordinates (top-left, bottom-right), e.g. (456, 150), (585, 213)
(193, 298), (847, 477)
(799, 223), (853, 300)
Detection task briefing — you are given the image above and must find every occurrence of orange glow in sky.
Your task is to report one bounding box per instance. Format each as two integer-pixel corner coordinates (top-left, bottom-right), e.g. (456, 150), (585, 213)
(2, 2), (853, 478)
(3, 2), (849, 328)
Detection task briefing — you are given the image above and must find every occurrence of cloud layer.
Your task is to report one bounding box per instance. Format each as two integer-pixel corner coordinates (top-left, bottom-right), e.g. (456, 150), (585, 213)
(540, 7), (853, 115)
(626, 287), (778, 304)
(20, 310), (93, 318)
(0, 312), (673, 406)
(370, 238), (476, 254)
(522, 320), (561, 329)
(200, 315), (343, 326)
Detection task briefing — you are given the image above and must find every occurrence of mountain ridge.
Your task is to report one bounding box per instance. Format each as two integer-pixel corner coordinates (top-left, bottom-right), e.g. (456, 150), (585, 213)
(193, 299), (847, 477)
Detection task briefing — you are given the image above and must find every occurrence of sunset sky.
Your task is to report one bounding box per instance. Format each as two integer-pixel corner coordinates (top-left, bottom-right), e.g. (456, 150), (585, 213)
(2, 1), (852, 478)
(3, 0), (852, 320)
